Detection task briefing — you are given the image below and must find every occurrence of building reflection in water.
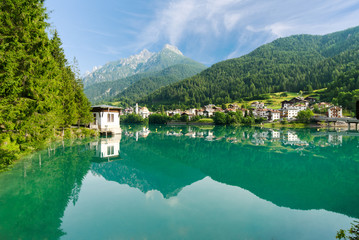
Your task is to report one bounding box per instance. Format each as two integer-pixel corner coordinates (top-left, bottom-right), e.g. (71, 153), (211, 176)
(90, 134), (122, 162)
(122, 126), (359, 149)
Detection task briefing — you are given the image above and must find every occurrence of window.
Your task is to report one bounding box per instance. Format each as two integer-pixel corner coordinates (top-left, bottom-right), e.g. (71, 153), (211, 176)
(107, 146), (114, 155)
(93, 113), (97, 125)
(107, 113), (114, 122)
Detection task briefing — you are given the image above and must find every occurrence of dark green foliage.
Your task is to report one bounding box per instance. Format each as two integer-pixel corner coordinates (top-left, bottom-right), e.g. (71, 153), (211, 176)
(281, 118), (289, 125)
(141, 26), (359, 108)
(321, 67), (359, 111)
(212, 111), (256, 125)
(213, 112), (226, 125)
(149, 113), (169, 124)
(0, 0), (92, 167)
(190, 115), (201, 122)
(180, 114), (189, 123)
(297, 110), (314, 123)
(121, 114), (146, 124)
(336, 221), (359, 240)
(112, 64), (206, 106)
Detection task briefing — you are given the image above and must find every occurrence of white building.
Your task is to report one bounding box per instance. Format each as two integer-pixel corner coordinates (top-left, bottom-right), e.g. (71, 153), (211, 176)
(90, 134), (121, 161)
(268, 110), (281, 121)
(188, 108), (197, 115)
(328, 106), (343, 118)
(281, 108), (300, 120)
(251, 101), (265, 109)
(255, 109), (269, 119)
(292, 104), (307, 111)
(139, 107), (150, 118)
(90, 105), (122, 135)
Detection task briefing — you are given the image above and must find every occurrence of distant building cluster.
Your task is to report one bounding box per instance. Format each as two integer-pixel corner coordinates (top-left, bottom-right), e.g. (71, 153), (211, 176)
(251, 97), (343, 120)
(120, 97), (343, 121)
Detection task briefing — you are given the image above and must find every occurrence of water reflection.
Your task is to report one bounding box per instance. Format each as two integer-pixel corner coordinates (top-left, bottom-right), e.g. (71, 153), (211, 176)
(0, 126), (358, 239)
(122, 125), (359, 147)
(114, 125), (359, 218)
(90, 134), (121, 162)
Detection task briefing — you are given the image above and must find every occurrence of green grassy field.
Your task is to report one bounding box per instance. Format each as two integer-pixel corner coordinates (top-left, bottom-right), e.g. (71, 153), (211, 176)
(230, 89), (324, 110)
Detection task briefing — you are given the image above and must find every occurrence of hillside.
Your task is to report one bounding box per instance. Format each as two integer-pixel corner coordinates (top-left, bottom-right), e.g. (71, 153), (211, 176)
(84, 45), (206, 104)
(141, 26), (359, 108)
(85, 62), (206, 104)
(82, 44), (204, 88)
(111, 63), (206, 106)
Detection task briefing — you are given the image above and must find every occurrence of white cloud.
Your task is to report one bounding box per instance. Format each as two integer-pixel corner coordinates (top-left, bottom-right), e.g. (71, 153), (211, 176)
(135, 0), (359, 61)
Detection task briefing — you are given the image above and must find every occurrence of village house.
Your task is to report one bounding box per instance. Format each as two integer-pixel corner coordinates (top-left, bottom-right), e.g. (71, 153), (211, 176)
(181, 111), (195, 120)
(203, 104), (217, 117)
(196, 109), (205, 116)
(268, 109), (281, 121)
(318, 102), (332, 109)
(134, 103), (151, 118)
(304, 97), (317, 105)
(281, 108), (300, 120)
(203, 110), (214, 117)
(228, 103), (240, 110)
(166, 109), (182, 117)
(90, 105), (122, 135)
(251, 101), (265, 109)
(123, 107), (133, 115)
(255, 108), (269, 119)
(281, 97), (309, 109)
(225, 108), (236, 113)
(188, 108), (197, 115)
(139, 107), (150, 118)
(328, 106), (343, 118)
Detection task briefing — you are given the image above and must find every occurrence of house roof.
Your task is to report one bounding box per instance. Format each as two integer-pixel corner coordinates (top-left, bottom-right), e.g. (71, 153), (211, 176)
(91, 105), (122, 112)
(140, 107), (149, 112)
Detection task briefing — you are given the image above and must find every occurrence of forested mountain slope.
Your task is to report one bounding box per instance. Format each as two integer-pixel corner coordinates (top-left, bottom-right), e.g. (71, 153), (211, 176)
(84, 59), (206, 104)
(111, 63), (206, 106)
(82, 44), (205, 88)
(141, 26), (359, 108)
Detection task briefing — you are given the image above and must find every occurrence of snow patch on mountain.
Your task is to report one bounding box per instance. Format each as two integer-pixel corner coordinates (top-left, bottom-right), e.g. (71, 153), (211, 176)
(163, 44), (183, 56)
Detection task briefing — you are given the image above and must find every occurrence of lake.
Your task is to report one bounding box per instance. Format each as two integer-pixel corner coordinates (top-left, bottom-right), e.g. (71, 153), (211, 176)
(0, 126), (358, 239)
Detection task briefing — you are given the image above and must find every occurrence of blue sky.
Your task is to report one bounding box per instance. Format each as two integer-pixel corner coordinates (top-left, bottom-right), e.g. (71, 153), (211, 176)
(45, 0), (359, 75)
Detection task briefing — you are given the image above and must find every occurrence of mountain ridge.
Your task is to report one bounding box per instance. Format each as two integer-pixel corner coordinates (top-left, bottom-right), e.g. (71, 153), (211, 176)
(82, 44), (194, 87)
(83, 45), (207, 104)
(140, 26), (359, 108)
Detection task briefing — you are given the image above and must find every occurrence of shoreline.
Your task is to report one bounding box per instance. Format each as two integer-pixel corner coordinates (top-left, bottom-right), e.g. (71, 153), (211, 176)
(0, 128), (99, 172)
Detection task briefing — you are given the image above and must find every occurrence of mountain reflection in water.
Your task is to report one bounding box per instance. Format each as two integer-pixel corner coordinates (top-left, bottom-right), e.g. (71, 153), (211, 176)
(0, 126), (358, 239)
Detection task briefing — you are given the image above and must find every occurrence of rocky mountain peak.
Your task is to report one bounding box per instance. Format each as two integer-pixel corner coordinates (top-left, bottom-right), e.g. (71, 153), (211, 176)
(163, 44), (183, 56)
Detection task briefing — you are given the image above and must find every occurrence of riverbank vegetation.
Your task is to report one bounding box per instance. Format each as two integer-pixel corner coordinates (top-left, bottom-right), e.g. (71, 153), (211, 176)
(0, 0), (93, 169)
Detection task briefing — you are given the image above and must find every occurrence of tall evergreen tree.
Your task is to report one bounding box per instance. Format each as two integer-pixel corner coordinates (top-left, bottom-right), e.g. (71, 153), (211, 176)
(0, 0), (91, 142)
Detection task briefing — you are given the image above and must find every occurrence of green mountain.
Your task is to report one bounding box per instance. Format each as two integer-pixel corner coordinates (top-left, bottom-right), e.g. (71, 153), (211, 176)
(141, 26), (359, 108)
(111, 63), (206, 105)
(83, 44), (205, 88)
(84, 47), (206, 104)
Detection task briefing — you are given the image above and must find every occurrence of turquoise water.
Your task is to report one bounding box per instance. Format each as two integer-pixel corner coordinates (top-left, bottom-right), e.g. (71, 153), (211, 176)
(0, 126), (358, 239)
